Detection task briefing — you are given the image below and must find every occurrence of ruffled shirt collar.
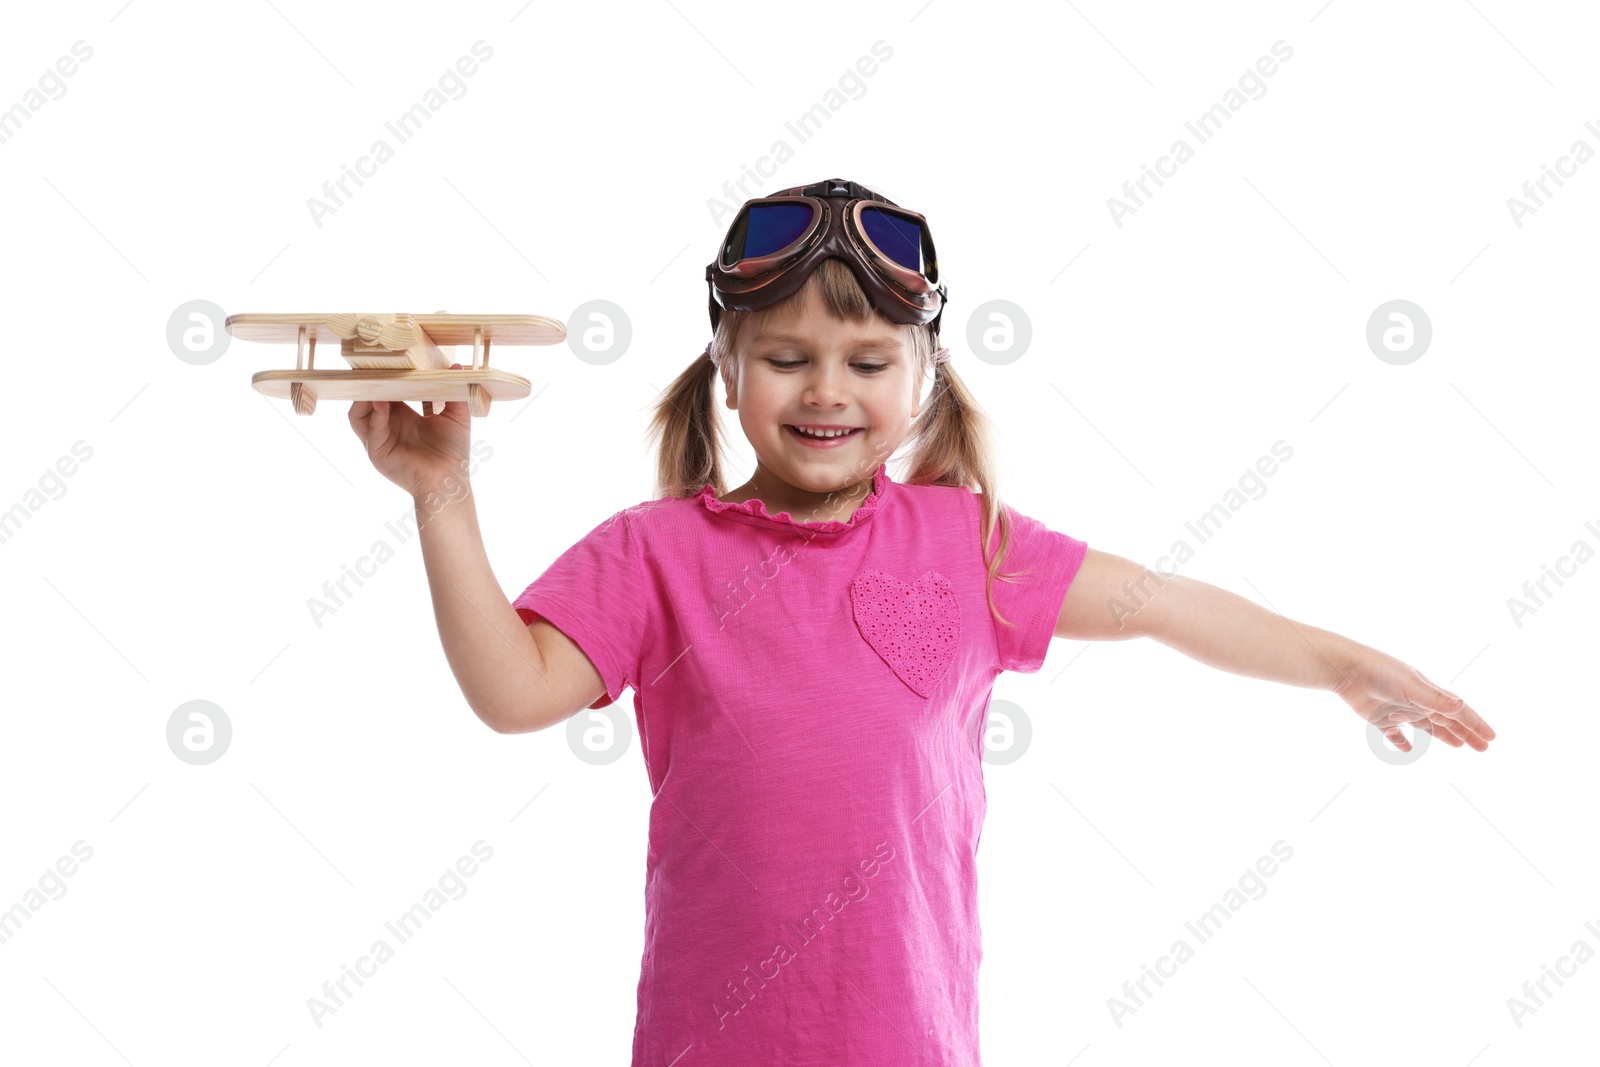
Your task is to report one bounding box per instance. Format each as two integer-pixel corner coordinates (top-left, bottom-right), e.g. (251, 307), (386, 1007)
(697, 464), (890, 535)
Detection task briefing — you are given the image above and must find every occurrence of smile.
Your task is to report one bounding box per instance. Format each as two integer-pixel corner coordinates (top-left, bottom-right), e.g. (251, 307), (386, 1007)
(785, 425), (862, 448)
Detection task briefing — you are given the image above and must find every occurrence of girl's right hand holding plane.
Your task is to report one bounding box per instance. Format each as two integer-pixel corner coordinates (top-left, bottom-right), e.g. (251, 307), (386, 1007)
(347, 363), (473, 497)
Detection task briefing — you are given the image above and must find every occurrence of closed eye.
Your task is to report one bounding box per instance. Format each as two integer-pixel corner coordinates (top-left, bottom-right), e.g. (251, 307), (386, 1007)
(766, 359), (889, 373)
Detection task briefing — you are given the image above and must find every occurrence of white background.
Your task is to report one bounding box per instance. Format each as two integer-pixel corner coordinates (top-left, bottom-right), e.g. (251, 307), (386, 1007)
(0, 1), (1592, 1064)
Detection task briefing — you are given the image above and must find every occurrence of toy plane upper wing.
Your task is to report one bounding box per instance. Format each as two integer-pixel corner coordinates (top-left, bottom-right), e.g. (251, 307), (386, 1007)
(226, 312), (566, 417)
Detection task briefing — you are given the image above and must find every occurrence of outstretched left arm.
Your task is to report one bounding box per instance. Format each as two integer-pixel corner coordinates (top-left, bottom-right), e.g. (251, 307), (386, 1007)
(1054, 548), (1496, 753)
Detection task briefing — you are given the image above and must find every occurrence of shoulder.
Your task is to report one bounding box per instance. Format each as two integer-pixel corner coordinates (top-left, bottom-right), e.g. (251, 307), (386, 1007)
(584, 494), (710, 564)
(885, 480), (991, 538)
(895, 483), (1069, 561)
(891, 479), (977, 514)
(894, 481), (1016, 536)
(597, 494), (689, 537)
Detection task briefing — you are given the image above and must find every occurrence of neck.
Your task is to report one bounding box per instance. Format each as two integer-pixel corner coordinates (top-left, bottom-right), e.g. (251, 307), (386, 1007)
(726, 464), (879, 521)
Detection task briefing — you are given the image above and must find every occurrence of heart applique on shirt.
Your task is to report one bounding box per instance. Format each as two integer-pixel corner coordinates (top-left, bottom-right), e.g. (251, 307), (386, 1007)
(849, 569), (961, 698)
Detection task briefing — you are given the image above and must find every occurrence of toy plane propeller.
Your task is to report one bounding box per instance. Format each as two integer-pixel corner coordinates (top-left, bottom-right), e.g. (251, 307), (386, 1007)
(227, 312), (566, 417)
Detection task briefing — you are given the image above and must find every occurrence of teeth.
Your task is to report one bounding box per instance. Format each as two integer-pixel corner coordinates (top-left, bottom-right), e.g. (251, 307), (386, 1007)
(792, 426), (854, 438)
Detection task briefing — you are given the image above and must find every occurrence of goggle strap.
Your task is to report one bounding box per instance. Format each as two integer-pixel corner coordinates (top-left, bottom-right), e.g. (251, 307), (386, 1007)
(799, 178), (881, 202)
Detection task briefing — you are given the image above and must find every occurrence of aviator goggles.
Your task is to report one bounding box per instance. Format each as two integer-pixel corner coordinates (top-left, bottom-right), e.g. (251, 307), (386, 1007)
(705, 178), (948, 337)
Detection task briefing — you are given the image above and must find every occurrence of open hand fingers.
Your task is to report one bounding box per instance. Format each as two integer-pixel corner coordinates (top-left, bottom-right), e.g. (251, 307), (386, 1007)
(1398, 678), (1496, 752)
(1445, 700), (1496, 751)
(1410, 715), (1466, 748)
(1406, 702), (1494, 751)
(1386, 708), (1474, 750)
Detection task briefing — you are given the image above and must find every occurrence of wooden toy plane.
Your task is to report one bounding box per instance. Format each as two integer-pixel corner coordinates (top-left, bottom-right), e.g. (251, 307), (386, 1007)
(227, 312), (566, 417)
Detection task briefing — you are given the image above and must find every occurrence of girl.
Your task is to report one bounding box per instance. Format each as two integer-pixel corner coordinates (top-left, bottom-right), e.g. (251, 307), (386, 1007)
(348, 177), (1495, 1065)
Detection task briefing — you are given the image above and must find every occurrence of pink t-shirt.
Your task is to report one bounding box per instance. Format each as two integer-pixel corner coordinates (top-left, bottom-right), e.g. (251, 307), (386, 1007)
(513, 462), (1087, 1065)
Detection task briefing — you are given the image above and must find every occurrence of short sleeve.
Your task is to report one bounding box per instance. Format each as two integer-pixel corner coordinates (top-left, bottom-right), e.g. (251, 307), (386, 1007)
(986, 500), (1088, 674)
(512, 507), (651, 710)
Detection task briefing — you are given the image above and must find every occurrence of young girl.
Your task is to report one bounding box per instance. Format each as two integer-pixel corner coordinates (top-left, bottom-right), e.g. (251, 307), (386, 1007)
(349, 177), (1495, 1065)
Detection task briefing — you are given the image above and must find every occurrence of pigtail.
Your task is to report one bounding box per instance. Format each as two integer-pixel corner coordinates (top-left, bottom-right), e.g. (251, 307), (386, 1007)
(647, 346), (727, 498)
(901, 353), (1023, 630)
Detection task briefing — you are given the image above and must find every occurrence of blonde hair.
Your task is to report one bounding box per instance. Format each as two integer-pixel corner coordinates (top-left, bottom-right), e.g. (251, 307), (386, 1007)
(646, 257), (1028, 629)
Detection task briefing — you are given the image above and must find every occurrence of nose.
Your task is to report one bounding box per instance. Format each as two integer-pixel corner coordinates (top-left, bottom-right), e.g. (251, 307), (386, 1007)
(801, 362), (849, 408)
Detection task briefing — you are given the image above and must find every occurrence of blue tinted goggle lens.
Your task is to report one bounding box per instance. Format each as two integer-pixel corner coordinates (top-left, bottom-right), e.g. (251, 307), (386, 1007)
(730, 202), (816, 260)
(860, 206), (928, 273)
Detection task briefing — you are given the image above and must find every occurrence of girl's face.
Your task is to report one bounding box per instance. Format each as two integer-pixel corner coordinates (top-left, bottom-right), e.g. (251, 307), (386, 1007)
(723, 284), (921, 512)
